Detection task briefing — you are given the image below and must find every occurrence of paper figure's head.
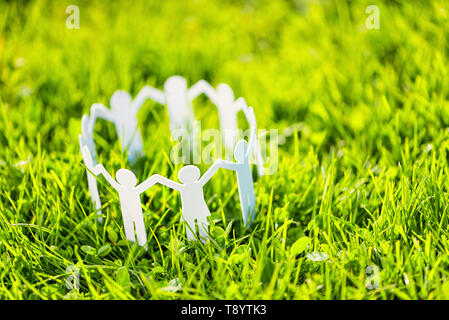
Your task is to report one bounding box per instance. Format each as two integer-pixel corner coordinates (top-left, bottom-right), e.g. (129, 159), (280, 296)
(234, 139), (248, 162)
(164, 76), (187, 94)
(217, 83), (234, 101)
(110, 90), (132, 111)
(178, 165), (200, 184)
(116, 169), (138, 186)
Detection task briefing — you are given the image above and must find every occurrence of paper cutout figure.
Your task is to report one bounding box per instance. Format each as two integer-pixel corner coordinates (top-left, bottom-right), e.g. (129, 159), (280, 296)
(89, 87), (160, 164)
(151, 161), (222, 242)
(127, 77), (264, 176)
(187, 81), (265, 176)
(111, 91), (145, 163)
(215, 107), (257, 227)
(162, 76), (196, 133)
(140, 76), (220, 133)
(85, 150), (159, 247)
(132, 85), (166, 107)
(234, 98), (265, 177)
(79, 115), (103, 222)
(79, 77), (263, 242)
(133, 76), (197, 132)
(135, 76), (213, 160)
(125, 76), (206, 152)
(188, 81), (239, 151)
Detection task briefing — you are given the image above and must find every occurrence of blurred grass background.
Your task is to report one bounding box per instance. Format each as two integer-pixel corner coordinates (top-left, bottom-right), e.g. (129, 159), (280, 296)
(1, 0), (449, 299)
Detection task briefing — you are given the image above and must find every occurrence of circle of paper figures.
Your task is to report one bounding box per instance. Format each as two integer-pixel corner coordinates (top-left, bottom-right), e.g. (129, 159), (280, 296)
(79, 75), (263, 246)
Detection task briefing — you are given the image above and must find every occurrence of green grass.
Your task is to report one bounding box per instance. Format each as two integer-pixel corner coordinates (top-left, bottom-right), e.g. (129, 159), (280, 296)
(1, 0), (449, 299)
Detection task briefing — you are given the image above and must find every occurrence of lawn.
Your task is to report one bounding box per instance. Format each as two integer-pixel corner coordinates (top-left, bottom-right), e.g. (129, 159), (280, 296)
(1, 0), (449, 299)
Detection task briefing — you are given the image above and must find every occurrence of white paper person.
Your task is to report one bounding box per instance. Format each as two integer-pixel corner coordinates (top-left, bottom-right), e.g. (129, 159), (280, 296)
(187, 81), (265, 176)
(133, 75), (202, 133)
(89, 87), (160, 164)
(215, 106), (258, 227)
(83, 145), (159, 247)
(151, 161), (222, 242)
(140, 76), (236, 134)
(79, 114), (103, 222)
(79, 78), (263, 244)
(162, 76), (197, 133)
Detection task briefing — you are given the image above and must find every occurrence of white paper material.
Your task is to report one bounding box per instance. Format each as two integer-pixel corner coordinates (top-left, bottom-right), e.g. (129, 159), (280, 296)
(79, 114), (103, 222)
(109, 91), (145, 164)
(84, 149), (159, 248)
(83, 145), (222, 243)
(160, 76), (194, 133)
(89, 86), (163, 164)
(188, 81), (265, 176)
(233, 98), (265, 177)
(215, 107), (257, 226)
(79, 77), (263, 245)
(151, 161), (221, 242)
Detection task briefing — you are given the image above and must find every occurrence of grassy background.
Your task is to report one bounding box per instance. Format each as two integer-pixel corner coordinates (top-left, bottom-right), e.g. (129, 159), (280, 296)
(1, 0), (449, 299)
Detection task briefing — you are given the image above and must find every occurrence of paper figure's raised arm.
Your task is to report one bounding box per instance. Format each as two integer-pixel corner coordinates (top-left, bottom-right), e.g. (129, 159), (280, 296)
(152, 174), (183, 191)
(233, 97), (248, 114)
(132, 85), (165, 112)
(91, 164), (120, 190)
(198, 160), (222, 187)
(135, 174), (160, 194)
(188, 80), (219, 104)
(90, 103), (114, 126)
(215, 159), (239, 172)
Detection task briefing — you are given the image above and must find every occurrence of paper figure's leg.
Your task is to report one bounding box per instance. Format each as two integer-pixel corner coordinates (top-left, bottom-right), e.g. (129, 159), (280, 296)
(246, 192), (257, 227)
(198, 220), (209, 243)
(87, 171), (103, 223)
(239, 191), (250, 227)
(185, 224), (195, 241)
(133, 216), (147, 247)
(243, 207), (250, 226)
(183, 215), (202, 241)
(123, 218), (137, 243)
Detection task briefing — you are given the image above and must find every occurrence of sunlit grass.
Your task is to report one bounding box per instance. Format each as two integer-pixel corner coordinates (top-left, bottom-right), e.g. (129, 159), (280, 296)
(1, 0), (449, 299)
